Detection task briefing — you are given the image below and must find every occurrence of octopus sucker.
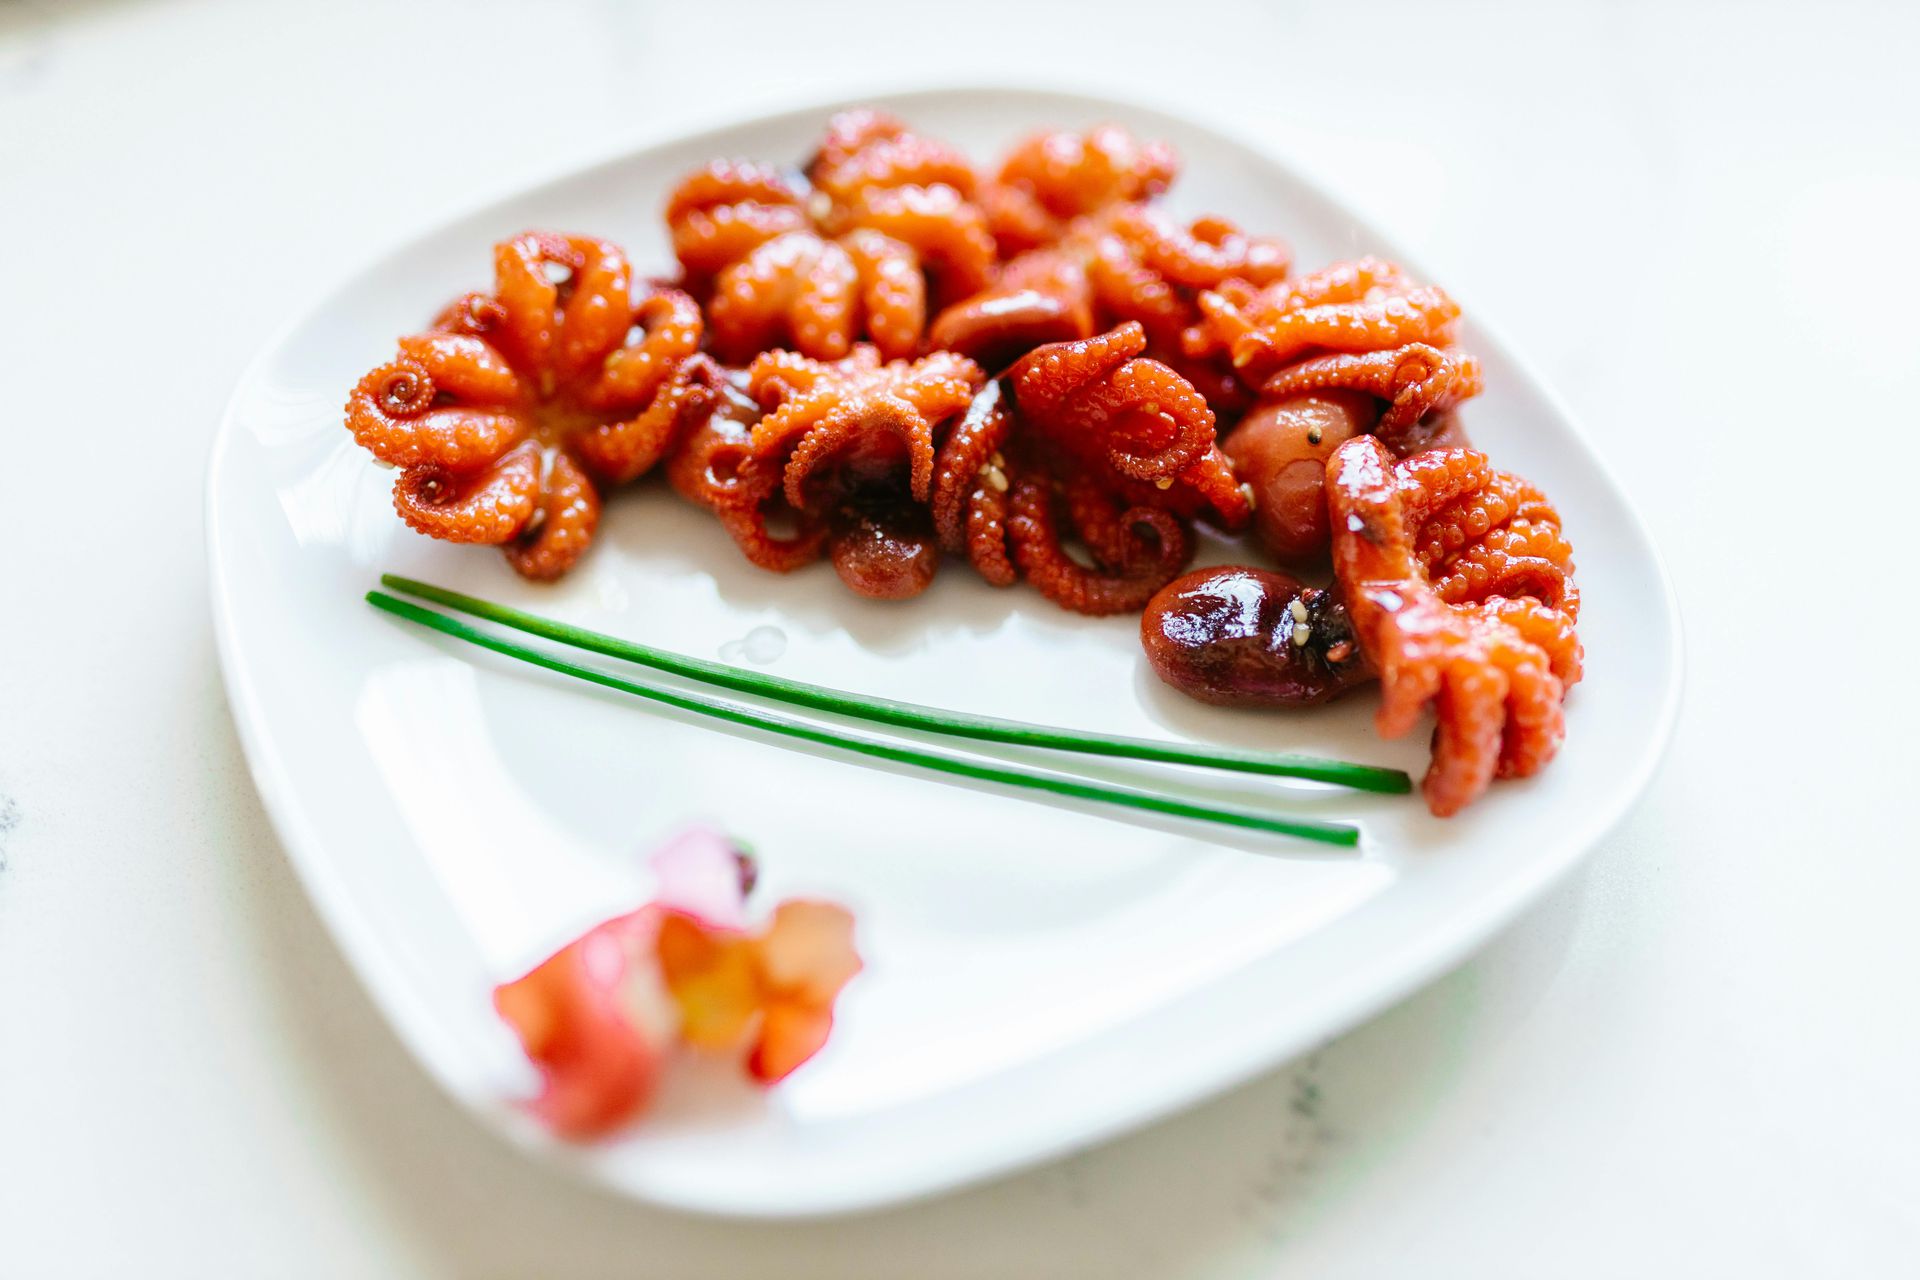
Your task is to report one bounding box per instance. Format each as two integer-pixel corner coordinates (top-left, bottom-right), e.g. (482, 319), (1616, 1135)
(1010, 323), (1216, 484)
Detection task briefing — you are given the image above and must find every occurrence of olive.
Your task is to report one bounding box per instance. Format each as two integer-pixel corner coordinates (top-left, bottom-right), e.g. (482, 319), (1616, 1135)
(1140, 566), (1374, 708)
(827, 502), (939, 600)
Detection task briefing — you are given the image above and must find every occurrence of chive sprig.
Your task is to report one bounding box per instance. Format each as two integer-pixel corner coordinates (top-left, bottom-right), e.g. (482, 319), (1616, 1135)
(367, 589), (1372, 847)
(379, 574), (1409, 795)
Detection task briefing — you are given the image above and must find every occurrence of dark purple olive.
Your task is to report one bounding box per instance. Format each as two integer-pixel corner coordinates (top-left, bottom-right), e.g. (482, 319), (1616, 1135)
(1141, 566), (1374, 708)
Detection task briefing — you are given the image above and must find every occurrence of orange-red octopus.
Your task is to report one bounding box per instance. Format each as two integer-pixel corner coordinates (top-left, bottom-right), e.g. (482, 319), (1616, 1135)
(740, 345), (982, 599)
(932, 197), (1290, 413)
(926, 325), (1242, 616)
(345, 230), (711, 580)
(665, 112), (994, 363)
(1325, 437), (1580, 816)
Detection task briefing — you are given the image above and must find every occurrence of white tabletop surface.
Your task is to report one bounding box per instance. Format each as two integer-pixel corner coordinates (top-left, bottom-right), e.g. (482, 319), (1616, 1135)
(3, 0), (1916, 1274)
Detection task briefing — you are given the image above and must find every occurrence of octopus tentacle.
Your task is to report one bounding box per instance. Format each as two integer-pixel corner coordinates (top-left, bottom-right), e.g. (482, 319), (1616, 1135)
(1006, 466), (1193, 616)
(930, 382), (1019, 587)
(987, 124), (1178, 253)
(745, 347), (981, 512)
(1196, 258), (1460, 382)
(841, 184), (995, 301)
(431, 291), (508, 339)
(965, 479), (1018, 588)
(931, 381), (1013, 552)
(1108, 445), (1253, 532)
(1430, 523), (1576, 613)
(394, 334), (525, 404)
(1481, 597), (1584, 685)
(791, 239), (859, 359)
(710, 458), (828, 573)
(842, 228), (925, 360)
(667, 381), (826, 572)
(392, 441), (542, 544)
(1060, 471), (1187, 577)
(1395, 447), (1496, 523)
(346, 358), (527, 471)
(573, 360), (715, 484)
(1085, 233), (1189, 347)
(505, 449), (602, 581)
(578, 288), (704, 412)
(1110, 207), (1290, 290)
(551, 237), (634, 383)
(664, 160), (809, 278)
(1417, 470), (1557, 565)
(779, 394), (937, 508)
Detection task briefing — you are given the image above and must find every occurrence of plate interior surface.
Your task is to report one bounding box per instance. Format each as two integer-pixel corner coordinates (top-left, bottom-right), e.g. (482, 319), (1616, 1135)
(207, 87), (1680, 1216)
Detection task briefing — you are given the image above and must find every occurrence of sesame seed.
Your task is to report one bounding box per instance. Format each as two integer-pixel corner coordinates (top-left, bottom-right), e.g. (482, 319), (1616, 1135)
(1291, 622), (1311, 647)
(1239, 482), (1257, 510)
(983, 464), (1009, 493)
(1289, 598), (1308, 623)
(1154, 477), (1174, 490)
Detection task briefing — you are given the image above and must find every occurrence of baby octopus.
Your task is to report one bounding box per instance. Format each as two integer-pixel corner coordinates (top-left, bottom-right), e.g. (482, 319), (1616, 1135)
(664, 112), (994, 363)
(981, 124), (1179, 256)
(345, 231), (710, 580)
(925, 326), (1242, 616)
(933, 376), (1195, 613)
(743, 345), (982, 599)
(931, 203), (1289, 413)
(1325, 438), (1580, 816)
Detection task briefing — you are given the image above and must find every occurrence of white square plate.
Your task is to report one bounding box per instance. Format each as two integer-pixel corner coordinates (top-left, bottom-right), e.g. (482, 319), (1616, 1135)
(207, 86), (1680, 1217)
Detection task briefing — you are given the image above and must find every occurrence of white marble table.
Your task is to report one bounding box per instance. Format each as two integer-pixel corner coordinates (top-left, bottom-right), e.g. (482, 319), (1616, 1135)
(3, 1), (1915, 1274)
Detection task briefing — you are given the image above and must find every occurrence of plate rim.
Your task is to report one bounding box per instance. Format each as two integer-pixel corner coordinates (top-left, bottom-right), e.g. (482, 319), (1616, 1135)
(205, 80), (1685, 1218)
